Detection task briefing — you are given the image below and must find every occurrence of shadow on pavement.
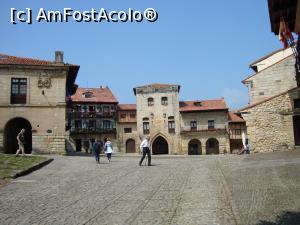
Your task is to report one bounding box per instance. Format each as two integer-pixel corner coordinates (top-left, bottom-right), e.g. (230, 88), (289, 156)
(257, 211), (300, 225)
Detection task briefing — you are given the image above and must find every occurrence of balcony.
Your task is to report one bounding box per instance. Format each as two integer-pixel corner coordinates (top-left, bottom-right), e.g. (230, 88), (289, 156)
(70, 127), (116, 134)
(181, 124), (227, 134)
(70, 111), (116, 118)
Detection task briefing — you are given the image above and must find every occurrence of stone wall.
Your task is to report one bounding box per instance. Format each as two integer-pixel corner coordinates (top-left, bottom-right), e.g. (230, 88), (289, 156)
(241, 91), (295, 153)
(245, 56), (296, 104)
(116, 123), (138, 153)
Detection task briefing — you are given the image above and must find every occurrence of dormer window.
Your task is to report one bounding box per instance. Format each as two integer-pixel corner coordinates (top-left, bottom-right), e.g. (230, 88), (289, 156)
(148, 97), (154, 106)
(194, 101), (202, 107)
(83, 91), (93, 98)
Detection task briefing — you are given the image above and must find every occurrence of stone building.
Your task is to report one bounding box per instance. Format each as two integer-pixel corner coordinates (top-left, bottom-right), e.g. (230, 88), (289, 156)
(240, 47), (300, 152)
(0, 52), (79, 154)
(228, 112), (246, 152)
(115, 83), (231, 155)
(67, 87), (118, 152)
(117, 104), (138, 153)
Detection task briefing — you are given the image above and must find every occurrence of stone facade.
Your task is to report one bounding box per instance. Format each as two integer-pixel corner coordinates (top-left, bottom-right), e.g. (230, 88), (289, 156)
(243, 54), (296, 104)
(0, 52), (78, 154)
(241, 90), (297, 152)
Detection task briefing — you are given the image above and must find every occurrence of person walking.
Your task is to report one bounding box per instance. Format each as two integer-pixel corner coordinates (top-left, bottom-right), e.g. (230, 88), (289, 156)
(139, 136), (152, 166)
(16, 128), (26, 156)
(104, 138), (113, 163)
(93, 139), (101, 164)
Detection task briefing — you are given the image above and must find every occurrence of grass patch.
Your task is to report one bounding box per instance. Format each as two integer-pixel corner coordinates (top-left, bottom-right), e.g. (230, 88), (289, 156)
(0, 153), (48, 178)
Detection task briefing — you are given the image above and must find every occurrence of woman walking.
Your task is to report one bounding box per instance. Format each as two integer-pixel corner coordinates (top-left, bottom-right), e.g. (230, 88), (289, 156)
(104, 137), (113, 163)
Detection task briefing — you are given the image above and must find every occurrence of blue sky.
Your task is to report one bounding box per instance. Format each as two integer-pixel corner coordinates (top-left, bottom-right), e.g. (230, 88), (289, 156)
(1, 0), (282, 109)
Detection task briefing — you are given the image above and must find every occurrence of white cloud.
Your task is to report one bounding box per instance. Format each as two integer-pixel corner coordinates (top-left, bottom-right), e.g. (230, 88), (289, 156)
(221, 88), (249, 110)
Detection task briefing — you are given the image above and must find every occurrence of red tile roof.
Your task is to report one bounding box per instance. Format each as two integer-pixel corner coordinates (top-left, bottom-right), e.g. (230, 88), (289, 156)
(228, 112), (245, 123)
(118, 104), (136, 111)
(71, 87), (118, 103)
(0, 53), (56, 66)
(179, 99), (228, 112)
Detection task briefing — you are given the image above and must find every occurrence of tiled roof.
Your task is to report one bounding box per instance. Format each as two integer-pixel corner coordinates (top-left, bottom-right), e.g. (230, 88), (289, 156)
(0, 53), (55, 66)
(179, 99), (228, 112)
(118, 104), (136, 111)
(71, 87), (118, 103)
(228, 111), (245, 123)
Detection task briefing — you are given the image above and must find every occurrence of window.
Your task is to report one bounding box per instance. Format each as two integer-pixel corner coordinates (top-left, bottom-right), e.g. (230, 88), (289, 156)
(103, 120), (112, 129)
(120, 113), (126, 119)
(294, 99), (300, 109)
(124, 128), (132, 133)
(88, 120), (96, 129)
(193, 101), (202, 107)
(96, 105), (102, 112)
(168, 121), (175, 133)
(259, 92), (264, 96)
(208, 120), (215, 129)
(168, 116), (175, 133)
(89, 105), (95, 112)
(130, 113), (136, 119)
(103, 106), (110, 112)
(75, 120), (82, 128)
(143, 122), (150, 134)
(235, 129), (241, 135)
(190, 121), (197, 130)
(82, 105), (88, 112)
(161, 97), (168, 105)
(74, 105), (81, 112)
(148, 97), (154, 106)
(11, 78), (27, 104)
(83, 91), (93, 98)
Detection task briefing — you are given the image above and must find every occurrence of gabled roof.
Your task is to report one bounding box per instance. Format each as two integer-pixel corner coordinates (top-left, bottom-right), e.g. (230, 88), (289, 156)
(242, 53), (294, 84)
(249, 48), (285, 71)
(179, 99), (228, 112)
(118, 104), (136, 111)
(0, 53), (78, 67)
(71, 87), (118, 103)
(228, 111), (245, 123)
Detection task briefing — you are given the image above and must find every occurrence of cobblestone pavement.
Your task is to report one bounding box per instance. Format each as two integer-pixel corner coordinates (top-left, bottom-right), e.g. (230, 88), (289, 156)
(0, 151), (300, 225)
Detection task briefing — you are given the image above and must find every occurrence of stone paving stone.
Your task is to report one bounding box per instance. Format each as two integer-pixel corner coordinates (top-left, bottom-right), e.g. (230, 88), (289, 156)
(1, 152), (300, 225)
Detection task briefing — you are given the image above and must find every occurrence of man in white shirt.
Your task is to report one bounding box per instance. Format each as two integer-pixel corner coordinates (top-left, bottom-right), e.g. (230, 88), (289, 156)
(139, 136), (152, 166)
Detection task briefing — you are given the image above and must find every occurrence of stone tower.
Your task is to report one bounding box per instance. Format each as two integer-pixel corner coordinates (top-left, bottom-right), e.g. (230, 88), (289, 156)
(133, 84), (181, 154)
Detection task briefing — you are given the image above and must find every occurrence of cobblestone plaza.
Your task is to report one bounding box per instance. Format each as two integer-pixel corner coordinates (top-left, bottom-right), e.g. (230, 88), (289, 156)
(1, 152), (300, 225)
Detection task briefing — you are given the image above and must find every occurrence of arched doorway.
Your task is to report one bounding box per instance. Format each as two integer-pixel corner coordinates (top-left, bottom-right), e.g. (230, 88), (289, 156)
(206, 138), (219, 155)
(126, 139), (136, 153)
(152, 136), (169, 155)
(4, 118), (32, 154)
(188, 139), (202, 155)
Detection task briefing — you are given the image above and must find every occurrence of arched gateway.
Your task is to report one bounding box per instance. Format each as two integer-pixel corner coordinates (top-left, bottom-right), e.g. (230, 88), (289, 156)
(4, 117), (32, 154)
(152, 136), (169, 155)
(188, 139), (202, 155)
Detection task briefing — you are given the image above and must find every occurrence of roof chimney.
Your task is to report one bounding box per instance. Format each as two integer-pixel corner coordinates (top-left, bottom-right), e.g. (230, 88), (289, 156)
(55, 51), (64, 64)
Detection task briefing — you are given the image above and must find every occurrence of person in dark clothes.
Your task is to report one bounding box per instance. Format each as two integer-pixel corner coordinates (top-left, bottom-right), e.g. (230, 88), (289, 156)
(139, 136), (152, 166)
(93, 139), (101, 164)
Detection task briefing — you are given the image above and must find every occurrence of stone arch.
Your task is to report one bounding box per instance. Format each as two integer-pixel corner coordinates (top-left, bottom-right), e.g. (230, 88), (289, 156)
(125, 139), (136, 153)
(188, 139), (202, 155)
(206, 138), (219, 155)
(152, 135), (169, 155)
(4, 117), (32, 154)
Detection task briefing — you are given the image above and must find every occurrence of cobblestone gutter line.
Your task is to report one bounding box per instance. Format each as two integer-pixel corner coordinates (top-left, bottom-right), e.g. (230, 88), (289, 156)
(216, 160), (242, 225)
(12, 158), (54, 179)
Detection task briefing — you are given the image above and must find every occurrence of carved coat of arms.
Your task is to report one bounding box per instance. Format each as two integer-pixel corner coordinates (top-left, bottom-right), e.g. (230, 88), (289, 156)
(38, 73), (51, 88)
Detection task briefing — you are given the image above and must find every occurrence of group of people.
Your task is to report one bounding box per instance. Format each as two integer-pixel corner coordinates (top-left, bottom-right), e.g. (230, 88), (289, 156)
(92, 138), (113, 164)
(92, 136), (152, 166)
